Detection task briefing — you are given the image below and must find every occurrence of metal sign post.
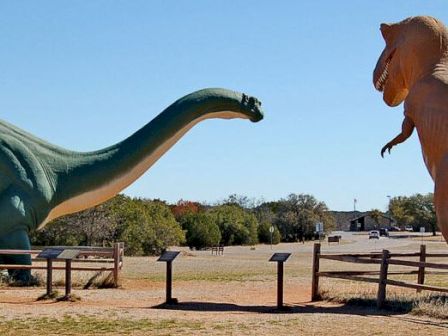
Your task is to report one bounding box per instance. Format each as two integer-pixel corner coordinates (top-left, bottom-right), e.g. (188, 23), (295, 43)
(57, 249), (81, 300)
(157, 251), (180, 304)
(37, 248), (64, 297)
(420, 227), (425, 243)
(315, 222), (324, 240)
(269, 253), (291, 310)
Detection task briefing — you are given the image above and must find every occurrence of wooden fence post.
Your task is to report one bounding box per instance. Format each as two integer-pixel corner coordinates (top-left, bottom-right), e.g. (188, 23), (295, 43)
(46, 259), (53, 296)
(113, 242), (120, 287)
(65, 259), (72, 297)
(311, 243), (321, 301)
(377, 249), (390, 309)
(417, 244), (426, 293)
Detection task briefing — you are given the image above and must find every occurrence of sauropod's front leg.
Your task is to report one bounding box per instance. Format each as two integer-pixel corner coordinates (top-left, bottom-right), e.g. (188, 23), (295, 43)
(0, 188), (35, 282)
(0, 229), (33, 282)
(381, 116), (415, 157)
(434, 157), (448, 242)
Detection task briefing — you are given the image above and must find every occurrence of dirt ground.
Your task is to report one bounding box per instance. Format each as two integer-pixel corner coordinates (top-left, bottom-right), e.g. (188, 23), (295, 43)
(0, 233), (446, 335)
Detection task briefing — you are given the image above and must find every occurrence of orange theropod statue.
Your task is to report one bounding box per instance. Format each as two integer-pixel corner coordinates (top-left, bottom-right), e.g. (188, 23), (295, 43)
(374, 16), (448, 242)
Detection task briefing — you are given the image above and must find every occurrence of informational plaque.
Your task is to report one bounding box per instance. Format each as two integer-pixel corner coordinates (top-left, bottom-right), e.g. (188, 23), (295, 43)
(269, 253), (291, 263)
(157, 251), (180, 262)
(37, 248), (80, 299)
(37, 248), (64, 260)
(37, 248), (80, 260)
(156, 251), (181, 304)
(57, 249), (81, 260)
(269, 252), (291, 310)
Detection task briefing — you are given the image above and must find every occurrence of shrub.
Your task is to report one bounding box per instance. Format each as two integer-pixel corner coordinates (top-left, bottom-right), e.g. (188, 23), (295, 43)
(115, 198), (185, 256)
(181, 213), (221, 249)
(208, 205), (259, 246)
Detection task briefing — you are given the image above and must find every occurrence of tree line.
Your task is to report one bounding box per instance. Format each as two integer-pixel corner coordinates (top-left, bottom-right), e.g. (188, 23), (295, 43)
(30, 193), (335, 255)
(30, 192), (437, 255)
(388, 193), (437, 235)
(367, 193), (436, 234)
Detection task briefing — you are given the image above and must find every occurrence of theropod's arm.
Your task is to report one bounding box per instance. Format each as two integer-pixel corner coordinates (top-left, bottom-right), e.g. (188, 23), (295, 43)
(381, 116), (415, 157)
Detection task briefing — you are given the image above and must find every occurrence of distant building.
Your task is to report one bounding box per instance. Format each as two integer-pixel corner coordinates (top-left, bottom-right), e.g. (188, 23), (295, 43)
(349, 213), (395, 231)
(330, 211), (395, 231)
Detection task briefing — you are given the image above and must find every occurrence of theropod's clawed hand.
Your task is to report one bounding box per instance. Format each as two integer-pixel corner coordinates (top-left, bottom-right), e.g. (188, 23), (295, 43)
(380, 142), (394, 158)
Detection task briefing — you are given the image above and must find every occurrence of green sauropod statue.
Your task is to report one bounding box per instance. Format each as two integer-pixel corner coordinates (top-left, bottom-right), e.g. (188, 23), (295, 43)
(0, 88), (263, 281)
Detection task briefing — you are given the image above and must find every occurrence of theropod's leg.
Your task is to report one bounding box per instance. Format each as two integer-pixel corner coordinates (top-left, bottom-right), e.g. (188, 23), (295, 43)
(434, 157), (448, 242)
(0, 229), (32, 282)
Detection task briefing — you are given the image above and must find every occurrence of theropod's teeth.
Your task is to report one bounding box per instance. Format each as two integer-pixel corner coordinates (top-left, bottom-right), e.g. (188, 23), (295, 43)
(375, 59), (391, 91)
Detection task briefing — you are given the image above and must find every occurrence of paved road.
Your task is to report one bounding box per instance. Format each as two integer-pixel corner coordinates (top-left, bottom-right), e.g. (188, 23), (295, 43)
(178, 231), (444, 257)
(320, 231), (418, 253)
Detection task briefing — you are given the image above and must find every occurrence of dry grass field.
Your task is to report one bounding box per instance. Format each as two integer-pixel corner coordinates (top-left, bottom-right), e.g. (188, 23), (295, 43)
(0, 232), (446, 335)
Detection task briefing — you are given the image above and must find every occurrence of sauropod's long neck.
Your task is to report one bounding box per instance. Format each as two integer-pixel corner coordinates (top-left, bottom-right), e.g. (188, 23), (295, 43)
(44, 90), (248, 225)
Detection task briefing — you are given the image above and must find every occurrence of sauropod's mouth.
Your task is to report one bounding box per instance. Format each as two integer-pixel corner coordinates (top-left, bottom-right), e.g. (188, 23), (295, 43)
(375, 49), (395, 92)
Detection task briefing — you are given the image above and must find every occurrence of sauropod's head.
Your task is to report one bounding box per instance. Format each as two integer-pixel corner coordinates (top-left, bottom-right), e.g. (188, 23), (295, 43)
(240, 93), (263, 122)
(373, 16), (448, 107)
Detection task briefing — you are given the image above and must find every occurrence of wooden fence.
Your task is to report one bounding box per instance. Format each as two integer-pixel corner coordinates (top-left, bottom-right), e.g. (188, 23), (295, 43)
(311, 243), (448, 308)
(0, 242), (124, 287)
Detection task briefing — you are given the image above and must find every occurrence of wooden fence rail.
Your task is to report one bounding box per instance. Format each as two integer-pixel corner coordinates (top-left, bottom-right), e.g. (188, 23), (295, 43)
(0, 242), (124, 287)
(311, 243), (448, 308)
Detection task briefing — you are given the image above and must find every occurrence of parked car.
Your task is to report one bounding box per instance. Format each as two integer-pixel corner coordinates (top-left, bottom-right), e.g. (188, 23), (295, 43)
(369, 230), (380, 239)
(404, 226), (413, 232)
(379, 228), (389, 237)
(386, 226), (400, 232)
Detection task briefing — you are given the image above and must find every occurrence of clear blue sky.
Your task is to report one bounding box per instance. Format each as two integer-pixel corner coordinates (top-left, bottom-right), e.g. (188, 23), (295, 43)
(1, 1), (446, 211)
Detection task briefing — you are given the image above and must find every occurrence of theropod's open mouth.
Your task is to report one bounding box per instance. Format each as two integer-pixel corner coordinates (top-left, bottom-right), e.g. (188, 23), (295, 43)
(375, 49), (395, 91)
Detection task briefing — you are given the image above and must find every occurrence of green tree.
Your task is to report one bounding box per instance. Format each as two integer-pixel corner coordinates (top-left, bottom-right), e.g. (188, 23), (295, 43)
(258, 222), (281, 244)
(32, 195), (186, 255)
(31, 198), (119, 247)
(222, 194), (257, 209)
(253, 204), (276, 228)
(30, 218), (83, 246)
(389, 197), (414, 228)
(274, 194), (335, 242)
(115, 198), (185, 255)
(369, 209), (383, 228)
(181, 213), (221, 249)
(389, 193), (437, 235)
(209, 204), (259, 245)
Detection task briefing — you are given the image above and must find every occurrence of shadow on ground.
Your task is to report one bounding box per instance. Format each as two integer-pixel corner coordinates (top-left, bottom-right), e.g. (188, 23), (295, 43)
(151, 300), (448, 329)
(152, 300), (402, 315)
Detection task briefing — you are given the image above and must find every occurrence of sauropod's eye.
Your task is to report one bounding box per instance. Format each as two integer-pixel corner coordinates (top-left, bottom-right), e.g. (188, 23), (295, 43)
(249, 97), (255, 106)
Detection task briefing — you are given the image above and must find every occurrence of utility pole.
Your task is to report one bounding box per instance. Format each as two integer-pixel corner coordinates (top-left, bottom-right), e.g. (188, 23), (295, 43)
(353, 198), (359, 231)
(387, 195), (392, 226)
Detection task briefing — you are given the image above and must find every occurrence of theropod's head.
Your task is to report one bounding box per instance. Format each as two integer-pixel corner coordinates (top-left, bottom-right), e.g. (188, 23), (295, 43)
(373, 16), (448, 107)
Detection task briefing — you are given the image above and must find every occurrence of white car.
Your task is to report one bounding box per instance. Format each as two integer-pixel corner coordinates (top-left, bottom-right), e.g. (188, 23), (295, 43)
(369, 230), (380, 239)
